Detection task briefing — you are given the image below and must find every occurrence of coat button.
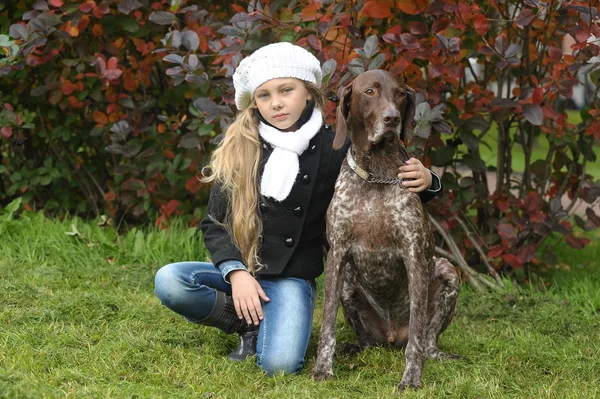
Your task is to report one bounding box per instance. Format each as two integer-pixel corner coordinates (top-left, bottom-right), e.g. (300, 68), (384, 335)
(293, 206), (303, 217)
(301, 174), (311, 184)
(262, 143), (268, 150)
(285, 238), (294, 247)
(308, 144), (317, 153)
(259, 202), (268, 213)
(324, 124), (331, 130)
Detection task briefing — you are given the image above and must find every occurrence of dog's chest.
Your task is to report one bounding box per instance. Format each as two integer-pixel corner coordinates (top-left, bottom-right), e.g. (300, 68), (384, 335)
(327, 166), (424, 248)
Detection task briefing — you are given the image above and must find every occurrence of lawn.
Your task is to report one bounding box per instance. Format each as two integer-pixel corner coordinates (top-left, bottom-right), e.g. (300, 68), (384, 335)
(1, 210), (599, 398)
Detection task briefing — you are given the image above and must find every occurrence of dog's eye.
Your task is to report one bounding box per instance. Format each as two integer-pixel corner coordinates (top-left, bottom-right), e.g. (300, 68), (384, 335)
(398, 91), (406, 97)
(365, 89), (374, 95)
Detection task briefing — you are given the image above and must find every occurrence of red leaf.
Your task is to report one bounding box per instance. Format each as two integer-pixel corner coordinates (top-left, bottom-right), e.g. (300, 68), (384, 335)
(502, 253), (522, 268)
(529, 210), (545, 224)
(390, 57), (410, 74)
(396, 0), (422, 15)
(565, 236), (588, 250)
(185, 176), (203, 194)
(532, 88), (543, 105)
(494, 33), (508, 55)
(61, 80), (75, 95)
(523, 191), (539, 213)
(307, 34), (322, 51)
(162, 199), (179, 217)
(515, 8), (535, 29)
(103, 69), (123, 81)
(517, 244), (535, 264)
(49, 89), (63, 105)
(107, 56), (118, 70)
(121, 178), (146, 191)
(409, 21), (428, 35)
(301, 5), (318, 21)
(95, 57), (106, 73)
(0, 126), (12, 139)
(231, 4), (245, 13)
(362, 1), (392, 18)
(93, 110), (108, 125)
(473, 14), (489, 35)
(498, 223), (517, 240)
(488, 246), (504, 258)
(497, 200), (510, 212)
(50, 0), (64, 7)
(154, 214), (166, 228)
(548, 46), (562, 62)
(431, 18), (451, 33)
(103, 191), (116, 202)
(79, 1), (95, 13)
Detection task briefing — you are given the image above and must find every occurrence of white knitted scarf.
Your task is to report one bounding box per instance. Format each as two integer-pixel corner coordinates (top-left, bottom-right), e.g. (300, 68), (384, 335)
(258, 108), (323, 201)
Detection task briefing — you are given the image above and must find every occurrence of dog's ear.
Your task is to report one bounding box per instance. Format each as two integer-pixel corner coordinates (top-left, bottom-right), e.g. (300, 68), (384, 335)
(401, 88), (415, 143)
(333, 84), (353, 150)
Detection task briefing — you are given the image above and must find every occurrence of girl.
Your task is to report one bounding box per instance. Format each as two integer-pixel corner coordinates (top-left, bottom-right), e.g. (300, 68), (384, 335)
(154, 42), (443, 376)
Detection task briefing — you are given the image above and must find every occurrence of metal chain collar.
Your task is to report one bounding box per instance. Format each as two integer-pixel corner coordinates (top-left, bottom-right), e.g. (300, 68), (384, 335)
(346, 150), (406, 186)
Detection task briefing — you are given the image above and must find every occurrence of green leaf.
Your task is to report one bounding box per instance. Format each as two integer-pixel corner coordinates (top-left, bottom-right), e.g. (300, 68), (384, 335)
(347, 58), (365, 76)
(182, 30), (199, 51)
(64, 223), (82, 237)
(363, 35), (379, 59)
(179, 157), (192, 171)
(178, 132), (202, 149)
(149, 11), (177, 26)
(5, 197), (22, 214)
(460, 131), (479, 152)
(522, 104), (543, 126)
(321, 58), (337, 85)
(431, 146), (455, 166)
(120, 17), (140, 33)
(122, 139), (142, 158)
(368, 53), (386, 70)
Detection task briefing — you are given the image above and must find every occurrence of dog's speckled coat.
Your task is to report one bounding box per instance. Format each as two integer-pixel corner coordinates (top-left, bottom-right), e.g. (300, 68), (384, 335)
(311, 70), (459, 390)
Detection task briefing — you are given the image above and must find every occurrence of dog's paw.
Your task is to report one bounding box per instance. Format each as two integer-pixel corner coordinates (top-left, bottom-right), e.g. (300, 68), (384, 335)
(398, 378), (423, 391)
(310, 366), (334, 381)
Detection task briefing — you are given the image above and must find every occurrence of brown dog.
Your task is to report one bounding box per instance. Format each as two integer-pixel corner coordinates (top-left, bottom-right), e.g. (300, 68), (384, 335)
(311, 70), (459, 390)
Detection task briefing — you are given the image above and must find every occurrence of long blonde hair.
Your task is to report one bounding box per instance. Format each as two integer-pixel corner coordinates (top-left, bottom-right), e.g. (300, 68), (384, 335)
(202, 82), (326, 273)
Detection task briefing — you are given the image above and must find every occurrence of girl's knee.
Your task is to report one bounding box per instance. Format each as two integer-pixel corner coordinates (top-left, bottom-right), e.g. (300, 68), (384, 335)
(258, 353), (303, 376)
(154, 264), (183, 306)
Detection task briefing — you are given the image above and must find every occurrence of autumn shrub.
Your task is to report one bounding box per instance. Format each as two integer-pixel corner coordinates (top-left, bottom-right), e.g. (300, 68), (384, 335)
(1, 0), (599, 286)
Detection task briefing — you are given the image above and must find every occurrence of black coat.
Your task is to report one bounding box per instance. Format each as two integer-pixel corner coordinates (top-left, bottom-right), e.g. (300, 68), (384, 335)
(199, 124), (441, 280)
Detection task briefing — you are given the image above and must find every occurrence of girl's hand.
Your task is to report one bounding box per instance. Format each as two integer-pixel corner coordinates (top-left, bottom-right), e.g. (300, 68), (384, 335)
(397, 158), (433, 193)
(229, 270), (270, 325)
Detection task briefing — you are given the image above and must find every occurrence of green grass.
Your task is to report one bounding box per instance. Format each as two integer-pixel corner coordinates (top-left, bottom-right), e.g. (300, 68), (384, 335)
(1, 212), (599, 398)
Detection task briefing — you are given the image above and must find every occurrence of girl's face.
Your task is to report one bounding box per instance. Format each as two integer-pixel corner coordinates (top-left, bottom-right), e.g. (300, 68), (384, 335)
(254, 78), (311, 131)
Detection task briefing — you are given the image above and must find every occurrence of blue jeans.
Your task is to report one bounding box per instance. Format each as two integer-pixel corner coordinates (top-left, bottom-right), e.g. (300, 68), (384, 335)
(154, 262), (317, 376)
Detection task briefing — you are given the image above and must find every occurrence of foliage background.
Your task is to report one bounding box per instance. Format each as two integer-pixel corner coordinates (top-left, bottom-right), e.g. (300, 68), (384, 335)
(1, 0), (599, 284)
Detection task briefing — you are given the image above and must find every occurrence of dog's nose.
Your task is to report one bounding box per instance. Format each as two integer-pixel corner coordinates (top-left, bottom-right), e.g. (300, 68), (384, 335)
(383, 108), (401, 127)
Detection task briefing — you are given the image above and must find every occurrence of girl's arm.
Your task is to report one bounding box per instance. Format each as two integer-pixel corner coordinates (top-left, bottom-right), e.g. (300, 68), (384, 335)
(199, 181), (245, 267)
(199, 182), (269, 325)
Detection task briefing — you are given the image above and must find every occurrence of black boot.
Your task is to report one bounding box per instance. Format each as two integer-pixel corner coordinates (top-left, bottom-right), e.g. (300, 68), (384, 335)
(195, 291), (248, 334)
(227, 326), (259, 361)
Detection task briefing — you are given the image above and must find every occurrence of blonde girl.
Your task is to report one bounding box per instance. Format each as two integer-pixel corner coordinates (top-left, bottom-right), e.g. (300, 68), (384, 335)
(154, 42), (442, 375)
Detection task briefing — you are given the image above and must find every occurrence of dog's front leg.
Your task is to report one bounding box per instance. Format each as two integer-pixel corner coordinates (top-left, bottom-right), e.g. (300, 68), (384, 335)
(399, 256), (431, 391)
(311, 248), (344, 381)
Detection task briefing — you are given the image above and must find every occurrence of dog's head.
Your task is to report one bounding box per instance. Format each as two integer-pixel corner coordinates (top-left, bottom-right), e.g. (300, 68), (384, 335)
(333, 70), (415, 152)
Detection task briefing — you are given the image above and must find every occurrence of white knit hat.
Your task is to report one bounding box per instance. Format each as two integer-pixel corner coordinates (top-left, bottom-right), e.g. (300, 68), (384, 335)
(232, 42), (323, 110)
